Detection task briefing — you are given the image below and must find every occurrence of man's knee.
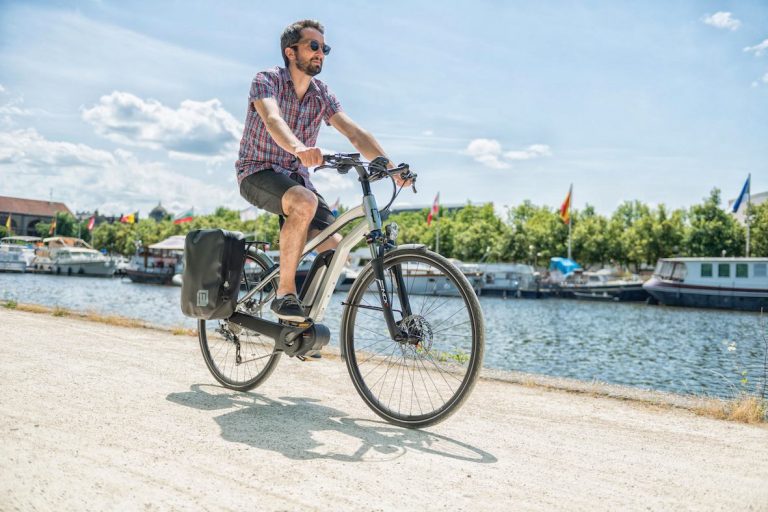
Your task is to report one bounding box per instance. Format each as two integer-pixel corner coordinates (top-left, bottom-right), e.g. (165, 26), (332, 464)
(282, 187), (318, 218)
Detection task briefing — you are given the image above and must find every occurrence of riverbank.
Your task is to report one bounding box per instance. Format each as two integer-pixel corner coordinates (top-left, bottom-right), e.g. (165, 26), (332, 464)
(3, 299), (766, 424)
(2, 307), (768, 510)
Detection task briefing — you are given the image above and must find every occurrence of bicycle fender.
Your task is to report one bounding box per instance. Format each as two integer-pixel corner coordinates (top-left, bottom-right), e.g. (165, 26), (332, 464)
(389, 244), (427, 252)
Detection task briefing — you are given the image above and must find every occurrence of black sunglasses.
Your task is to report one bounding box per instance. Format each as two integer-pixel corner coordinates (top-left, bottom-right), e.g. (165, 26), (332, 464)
(292, 39), (331, 56)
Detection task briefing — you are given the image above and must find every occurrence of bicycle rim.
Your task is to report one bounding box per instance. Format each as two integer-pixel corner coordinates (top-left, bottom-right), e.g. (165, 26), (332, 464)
(342, 249), (484, 428)
(198, 254), (281, 391)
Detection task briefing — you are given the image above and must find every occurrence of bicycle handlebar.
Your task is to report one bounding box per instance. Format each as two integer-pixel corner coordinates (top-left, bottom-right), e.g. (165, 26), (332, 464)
(315, 153), (417, 191)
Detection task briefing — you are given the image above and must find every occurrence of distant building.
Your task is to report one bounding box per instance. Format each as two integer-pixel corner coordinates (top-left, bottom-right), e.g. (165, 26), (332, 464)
(0, 195), (73, 236)
(729, 190), (767, 224)
(390, 203), (469, 215)
(148, 202), (170, 222)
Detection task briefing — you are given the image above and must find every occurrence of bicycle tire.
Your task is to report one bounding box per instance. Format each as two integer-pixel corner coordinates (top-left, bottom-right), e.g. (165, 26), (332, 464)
(341, 248), (485, 428)
(198, 251), (281, 391)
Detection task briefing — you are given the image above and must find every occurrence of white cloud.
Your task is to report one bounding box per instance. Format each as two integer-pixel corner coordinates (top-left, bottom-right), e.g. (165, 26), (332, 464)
(465, 138), (509, 169)
(81, 91), (243, 162)
(504, 144), (552, 161)
(744, 39), (768, 56)
(702, 12), (741, 31)
(764, 72), (768, 83)
(0, 128), (239, 215)
(465, 139), (552, 169)
(0, 84), (6, 94)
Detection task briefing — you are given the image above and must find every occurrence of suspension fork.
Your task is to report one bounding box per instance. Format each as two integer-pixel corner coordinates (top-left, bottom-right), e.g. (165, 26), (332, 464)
(370, 242), (414, 342)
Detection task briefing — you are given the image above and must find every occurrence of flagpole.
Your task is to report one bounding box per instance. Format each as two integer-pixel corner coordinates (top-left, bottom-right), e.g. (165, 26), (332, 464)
(568, 183), (573, 259)
(746, 173), (751, 258)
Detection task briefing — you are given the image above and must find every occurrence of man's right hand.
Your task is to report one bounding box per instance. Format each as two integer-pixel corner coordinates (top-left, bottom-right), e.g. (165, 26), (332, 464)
(295, 147), (323, 167)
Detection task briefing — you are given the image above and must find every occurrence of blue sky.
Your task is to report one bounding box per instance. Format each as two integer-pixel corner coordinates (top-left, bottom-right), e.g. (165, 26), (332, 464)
(1, 1), (766, 218)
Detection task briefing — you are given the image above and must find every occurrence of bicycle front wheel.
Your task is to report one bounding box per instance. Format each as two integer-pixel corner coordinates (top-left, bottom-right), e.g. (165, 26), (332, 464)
(198, 252), (281, 391)
(341, 248), (484, 428)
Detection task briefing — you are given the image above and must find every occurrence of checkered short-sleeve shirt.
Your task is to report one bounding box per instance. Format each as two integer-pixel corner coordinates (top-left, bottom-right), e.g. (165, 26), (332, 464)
(235, 66), (343, 191)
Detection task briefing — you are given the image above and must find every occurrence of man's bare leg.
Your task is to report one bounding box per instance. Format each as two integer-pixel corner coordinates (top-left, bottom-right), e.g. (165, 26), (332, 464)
(309, 229), (342, 253)
(277, 186), (318, 297)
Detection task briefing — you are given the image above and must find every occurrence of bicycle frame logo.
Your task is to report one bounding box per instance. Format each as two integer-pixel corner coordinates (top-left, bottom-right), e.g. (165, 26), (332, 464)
(197, 290), (209, 307)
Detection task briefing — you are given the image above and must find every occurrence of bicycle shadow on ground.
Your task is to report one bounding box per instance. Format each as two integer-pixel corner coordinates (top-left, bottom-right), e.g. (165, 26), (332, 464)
(167, 384), (497, 463)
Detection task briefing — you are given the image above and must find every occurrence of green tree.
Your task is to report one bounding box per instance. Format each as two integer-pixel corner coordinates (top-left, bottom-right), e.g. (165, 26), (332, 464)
(685, 188), (745, 257)
(572, 205), (610, 265)
(747, 201), (768, 257)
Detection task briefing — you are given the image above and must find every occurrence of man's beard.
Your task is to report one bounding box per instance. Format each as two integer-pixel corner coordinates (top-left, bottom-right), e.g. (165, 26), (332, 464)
(296, 56), (322, 76)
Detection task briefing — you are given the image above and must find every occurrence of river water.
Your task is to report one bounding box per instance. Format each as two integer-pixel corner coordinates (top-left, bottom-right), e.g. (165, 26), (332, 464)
(2, 273), (766, 399)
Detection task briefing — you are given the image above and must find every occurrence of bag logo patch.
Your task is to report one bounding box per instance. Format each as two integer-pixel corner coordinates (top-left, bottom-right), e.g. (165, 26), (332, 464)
(197, 290), (209, 307)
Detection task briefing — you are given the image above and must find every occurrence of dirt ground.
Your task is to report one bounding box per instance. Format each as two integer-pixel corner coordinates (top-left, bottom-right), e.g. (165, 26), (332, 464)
(1, 308), (767, 511)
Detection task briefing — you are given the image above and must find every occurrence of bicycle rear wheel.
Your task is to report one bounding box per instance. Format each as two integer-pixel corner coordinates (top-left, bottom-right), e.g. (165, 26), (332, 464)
(198, 252), (281, 391)
(341, 248), (484, 428)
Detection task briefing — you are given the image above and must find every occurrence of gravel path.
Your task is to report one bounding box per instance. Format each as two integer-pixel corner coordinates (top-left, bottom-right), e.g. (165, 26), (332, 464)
(1, 308), (767, 511)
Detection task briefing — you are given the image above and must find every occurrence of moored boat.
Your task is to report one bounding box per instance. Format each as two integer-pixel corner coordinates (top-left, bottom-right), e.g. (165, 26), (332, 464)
(125, 236), (185, 285)
(560, 269), (649, 302)
(42, 237), (116, 277)
(643, 257), (768, 311)
(0, 236), (41, 272)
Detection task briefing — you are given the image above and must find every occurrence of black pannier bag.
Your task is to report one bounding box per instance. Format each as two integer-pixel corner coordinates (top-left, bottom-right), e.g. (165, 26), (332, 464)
(181, 229), (246, 320)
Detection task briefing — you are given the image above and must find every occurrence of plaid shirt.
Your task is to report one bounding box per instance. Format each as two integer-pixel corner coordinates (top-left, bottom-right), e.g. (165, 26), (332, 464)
(235, 66), (343, 191)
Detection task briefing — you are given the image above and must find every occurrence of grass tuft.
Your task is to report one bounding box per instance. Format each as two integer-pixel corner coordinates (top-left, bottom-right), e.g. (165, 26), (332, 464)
(3, 300), (18, 309)
(693, 395), (767, 424)
(171, 327), (196, 336)
(84, 311), (145, 328)
(52, 306), (69, 317)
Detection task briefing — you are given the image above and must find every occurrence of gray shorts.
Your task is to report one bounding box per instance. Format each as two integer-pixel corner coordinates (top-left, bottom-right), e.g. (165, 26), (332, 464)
(239, 169), (335, 231)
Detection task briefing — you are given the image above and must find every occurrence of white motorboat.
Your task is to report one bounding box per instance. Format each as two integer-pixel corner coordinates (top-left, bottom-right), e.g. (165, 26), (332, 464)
(43, 237), (116, 277)
(643, 257), (768, 311)
(0, 236), (41, 272)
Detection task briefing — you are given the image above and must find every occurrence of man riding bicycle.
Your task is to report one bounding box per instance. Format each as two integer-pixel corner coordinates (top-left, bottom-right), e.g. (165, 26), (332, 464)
(236, 19), (410, 322)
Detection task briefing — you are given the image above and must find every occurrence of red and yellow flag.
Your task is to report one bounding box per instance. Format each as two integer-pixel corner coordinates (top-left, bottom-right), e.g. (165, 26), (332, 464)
(560, 185), (572, 224)
(49, 217), (57, 235)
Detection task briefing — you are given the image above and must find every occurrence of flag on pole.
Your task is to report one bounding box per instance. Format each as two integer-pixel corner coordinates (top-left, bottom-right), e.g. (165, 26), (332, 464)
(732, 175), (751, 213)
(5, 213), (10, 232)
(173, 210), (194, 224)
(120, 213), (136, 224)
(330, 197), (340, 217)
(560, 185), (572, 224)
(49, 217), (57, 235)
(87, 216), (96, 231)
(427, 192), (440, 226)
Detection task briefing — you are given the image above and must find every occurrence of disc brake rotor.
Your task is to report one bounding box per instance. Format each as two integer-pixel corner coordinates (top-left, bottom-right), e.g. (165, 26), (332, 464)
(400, 314), (433, 350)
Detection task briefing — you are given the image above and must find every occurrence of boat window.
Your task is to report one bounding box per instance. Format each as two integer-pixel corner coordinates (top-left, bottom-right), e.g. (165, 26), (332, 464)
(700, 263), (712, 278)
(755, 263), (767, 278)
(658, 261), (675, 279)
(718, 263), (730, 278)
(736, 264), (748, 278)
(671, 262), (687, 281)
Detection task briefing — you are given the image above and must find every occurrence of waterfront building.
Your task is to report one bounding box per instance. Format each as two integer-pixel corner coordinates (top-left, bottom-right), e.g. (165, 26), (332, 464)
(0, 195), (72, 236)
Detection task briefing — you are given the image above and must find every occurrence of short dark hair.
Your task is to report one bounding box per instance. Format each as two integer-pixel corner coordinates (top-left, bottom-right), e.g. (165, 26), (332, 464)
(280, 19), (325, 67)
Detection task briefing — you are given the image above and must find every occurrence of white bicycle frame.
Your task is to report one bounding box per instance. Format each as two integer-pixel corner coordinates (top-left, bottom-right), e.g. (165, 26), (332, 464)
(238, 202), (380, 323)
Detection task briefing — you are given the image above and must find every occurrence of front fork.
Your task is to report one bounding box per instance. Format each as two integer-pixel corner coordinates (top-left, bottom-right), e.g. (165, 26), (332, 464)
(362, 192), (413, 342)
(369, 238), (414, 343)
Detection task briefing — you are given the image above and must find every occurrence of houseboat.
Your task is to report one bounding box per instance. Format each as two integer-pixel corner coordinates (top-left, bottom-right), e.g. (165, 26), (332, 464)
(125, 236), (185, 285)
(643, 257), (768, 311)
